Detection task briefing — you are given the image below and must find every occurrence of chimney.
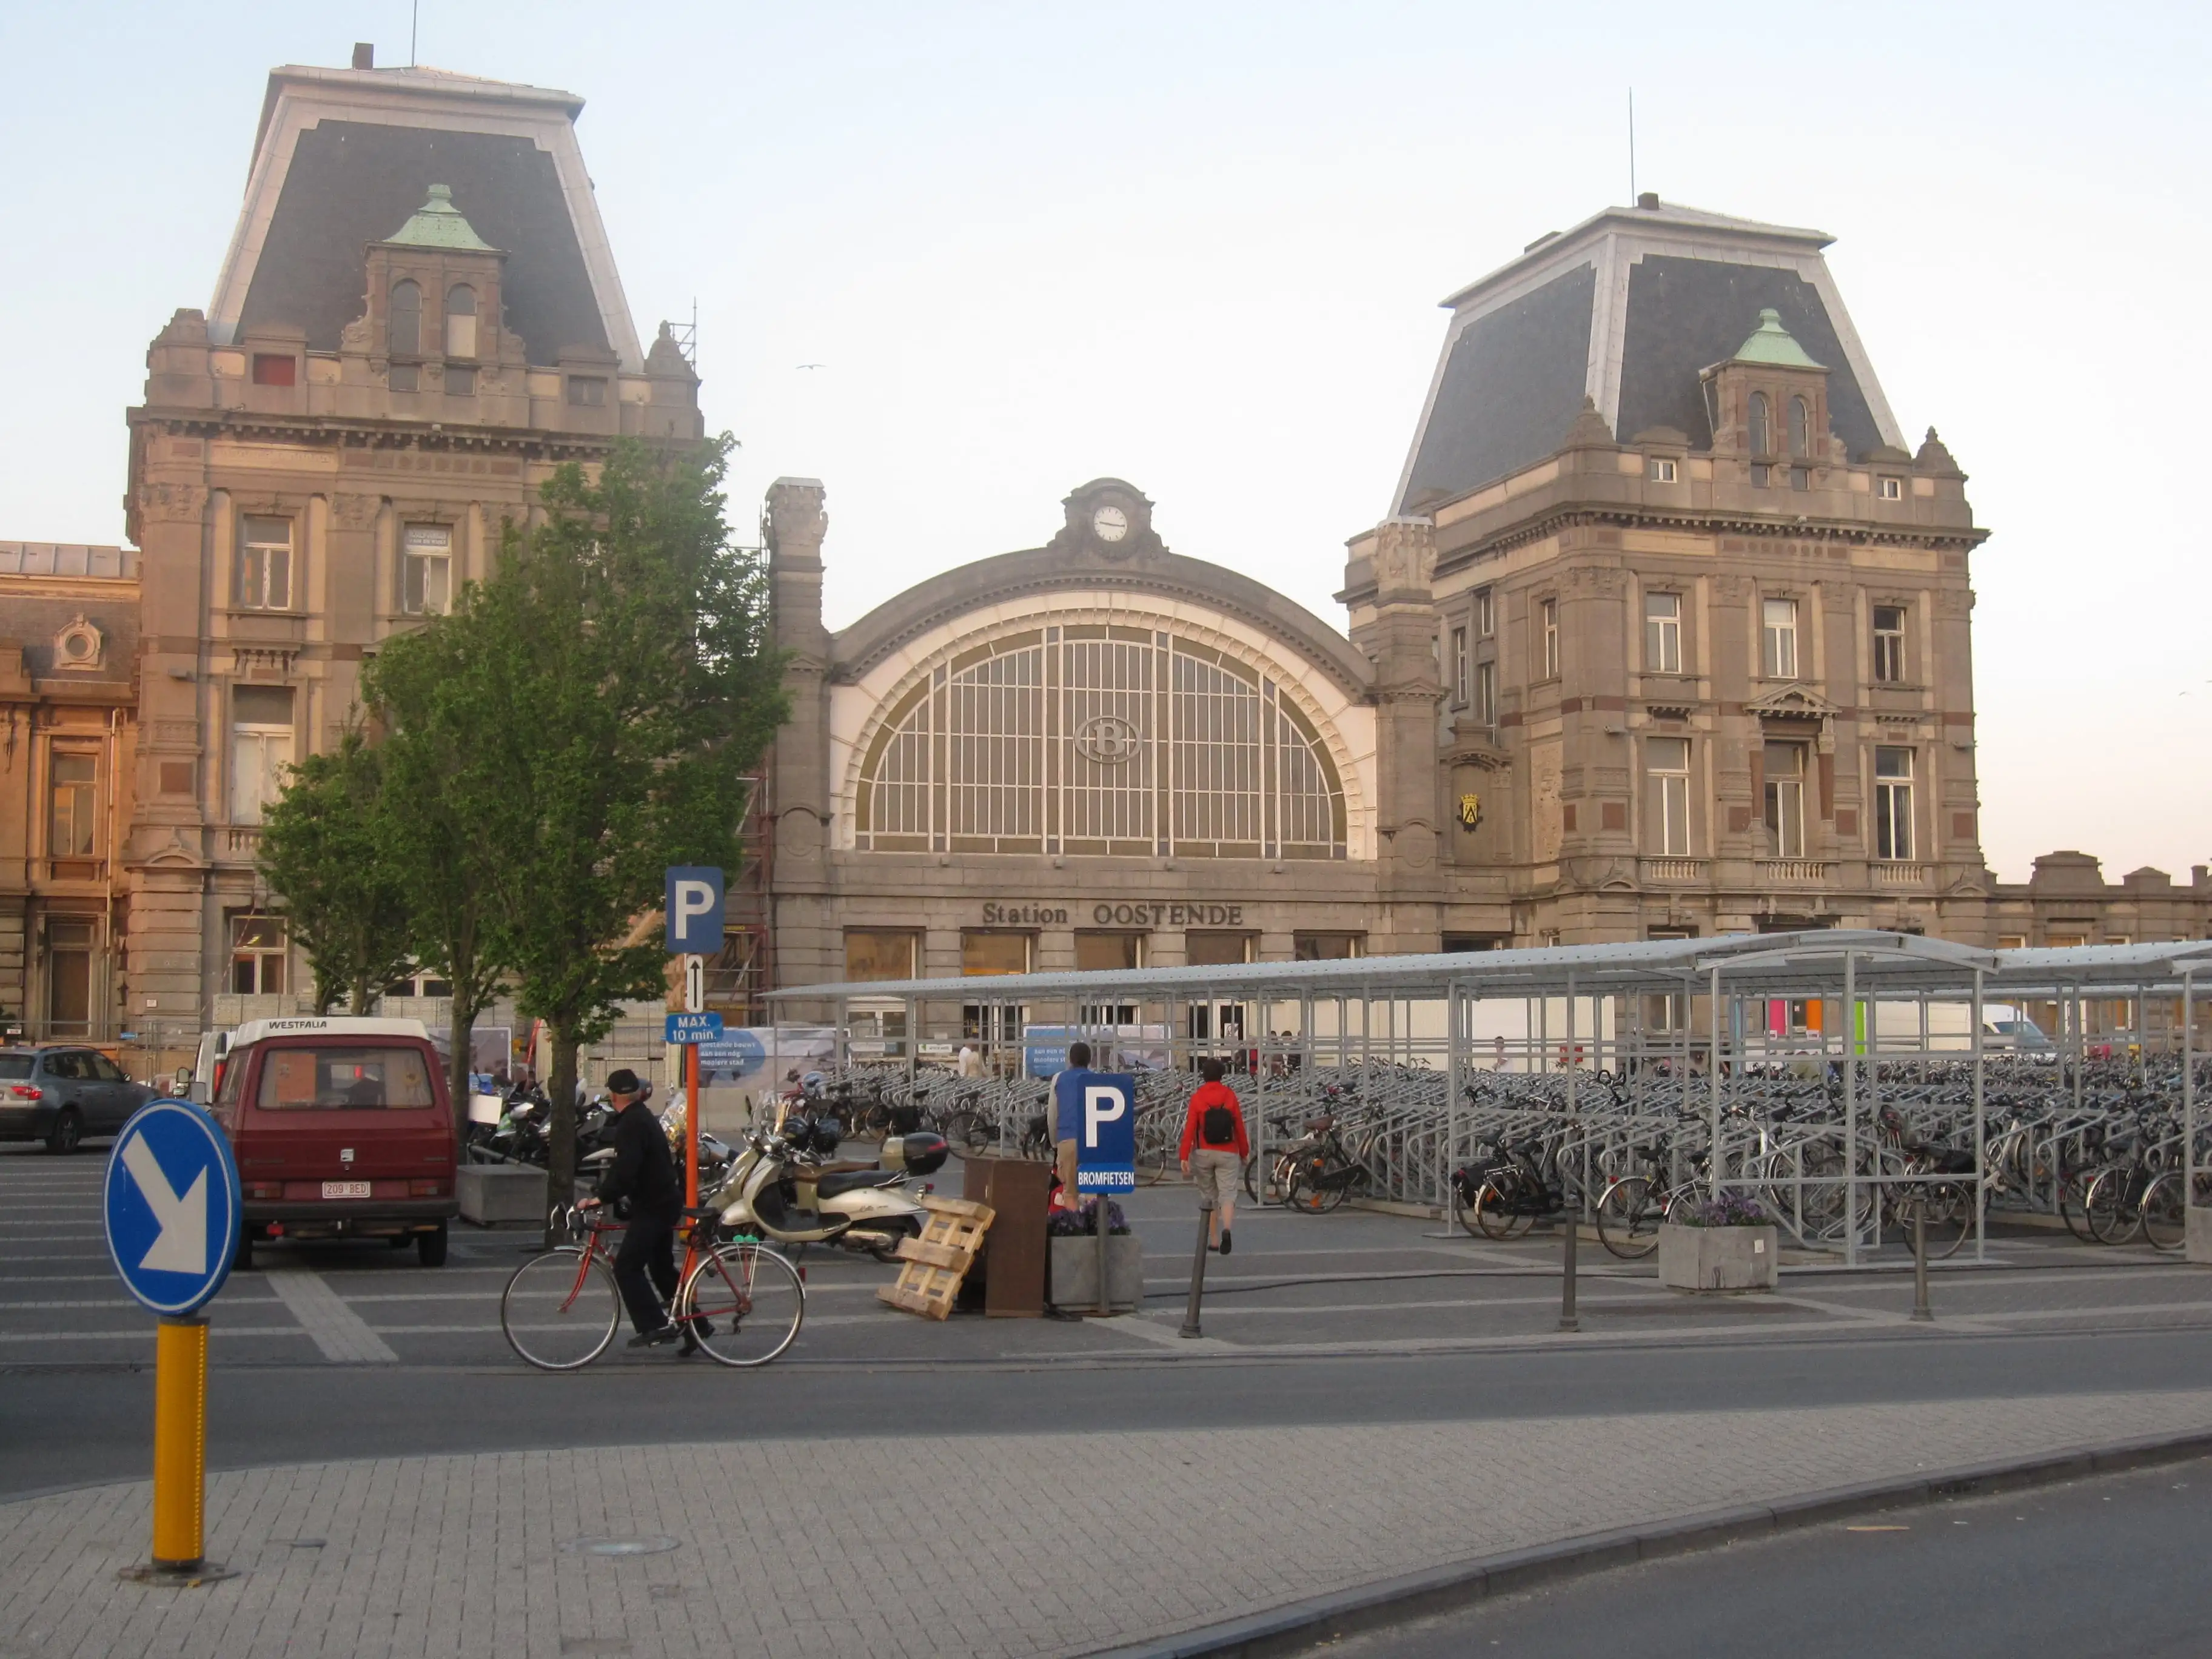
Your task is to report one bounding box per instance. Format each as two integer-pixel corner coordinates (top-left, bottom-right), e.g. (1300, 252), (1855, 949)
(351, 42), (375, 70)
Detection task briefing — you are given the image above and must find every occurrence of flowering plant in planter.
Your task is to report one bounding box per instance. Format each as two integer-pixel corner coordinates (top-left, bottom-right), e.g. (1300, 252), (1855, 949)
(1047, 1198), (1131, 1236)
(1674, 1193), (1772, 1229)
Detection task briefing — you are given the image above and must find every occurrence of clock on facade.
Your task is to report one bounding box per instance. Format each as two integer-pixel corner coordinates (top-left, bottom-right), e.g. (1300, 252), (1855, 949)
(1092, 504), (1130, 543)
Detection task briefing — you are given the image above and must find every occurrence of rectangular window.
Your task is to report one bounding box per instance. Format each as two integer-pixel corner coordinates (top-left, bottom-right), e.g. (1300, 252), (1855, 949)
(1648, 457), (1678, 483)
(48, 752), (98, 857)
(844, 930), (919, 982)
(1644, 592), (1681, 674)
(1474, 588), (1494, 638)
(1874, 746), (1914, 861)
(1761, 597), (1798, 679)
(1449, 626), (1469, 706)
(230, 686), (295, 826)
(444, 365), (476, 396)
(1540, 598), (1559, 679)
(239, 517), (293, 611)
(229, 914), (287, 996)
(256, 1046), (434, 1110)
(402, 524), (452, 615)
(47, 919), (95, 1031)
(960, 931), (1031, 976)
(1292, 933), (1363, 961)
(250, 354), (296, 387)
(1473, 660), (1496, 725)
(1872, 605), (1906, 684)
(1185, 931), (1255, 967)
(1763, 741), (1806, 858)
(1074, 931), (1144, 972)
(1878, 476), (1903, 500)
(389, 362), (419, 393)
(567, 375), (608, 407)
(1646, 737), (1691, 856)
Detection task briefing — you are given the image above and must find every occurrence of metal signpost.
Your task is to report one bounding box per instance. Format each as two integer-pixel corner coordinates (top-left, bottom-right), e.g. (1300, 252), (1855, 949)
(1075, 1073), (1136, 1315)
(665, 866), (726, 1210)
(103, 1098), (243, 1583)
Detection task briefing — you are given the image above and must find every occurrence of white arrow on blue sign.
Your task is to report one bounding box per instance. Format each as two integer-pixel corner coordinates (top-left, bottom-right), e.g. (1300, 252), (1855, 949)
(665, 1011), (725, 1044)
(104, 1099), (241, 1317)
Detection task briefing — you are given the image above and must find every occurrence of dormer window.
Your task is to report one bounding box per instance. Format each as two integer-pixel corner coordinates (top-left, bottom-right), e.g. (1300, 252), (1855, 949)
(1747, 392), (1771, 458)
(1878, 476), (1903, 500)
(444, 285), (477, 358)
(1788, 396), (1811, 460)
(1648, 457), (1678, 483)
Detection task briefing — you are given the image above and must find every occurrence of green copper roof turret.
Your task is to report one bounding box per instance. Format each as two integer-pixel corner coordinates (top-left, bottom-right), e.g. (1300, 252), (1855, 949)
(383, 184), (495, 251)
(1731, 307), (1825, 369)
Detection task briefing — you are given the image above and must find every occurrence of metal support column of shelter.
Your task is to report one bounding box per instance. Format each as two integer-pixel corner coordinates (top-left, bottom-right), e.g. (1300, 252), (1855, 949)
(1708, 964), (1723, 1201)
(1843, 949), (1858, 1268)
(1560, 971), (1578, 1332)
(1972, 967), (1987, 1263)
(2185, 970), (2196, 1245)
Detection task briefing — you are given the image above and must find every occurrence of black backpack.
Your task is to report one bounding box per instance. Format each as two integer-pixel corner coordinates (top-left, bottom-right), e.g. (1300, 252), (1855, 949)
(1201, 1101), (1237, 1145)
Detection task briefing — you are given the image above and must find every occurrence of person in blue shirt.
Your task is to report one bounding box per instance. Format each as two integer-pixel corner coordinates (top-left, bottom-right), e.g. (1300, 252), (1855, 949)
(1048, 1041), (1095, 1208)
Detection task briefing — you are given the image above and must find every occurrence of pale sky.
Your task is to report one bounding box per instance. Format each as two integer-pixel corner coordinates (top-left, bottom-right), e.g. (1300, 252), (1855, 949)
(3, 1), (2205, 886)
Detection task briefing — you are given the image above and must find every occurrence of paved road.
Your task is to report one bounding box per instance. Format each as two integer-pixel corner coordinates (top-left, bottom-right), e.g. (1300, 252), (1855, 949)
(10, 1142), (2212, 1500)
(1332, 1456), (2212, 1659)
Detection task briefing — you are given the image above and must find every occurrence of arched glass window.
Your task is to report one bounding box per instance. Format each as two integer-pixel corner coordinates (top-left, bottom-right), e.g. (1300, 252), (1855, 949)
(1789, 395), (1811, 459)
(1746, 392), (1770, 458)
(444, 284), (477, 359)
(388, 280), (421, 357)
(856, 620), (1347, 860)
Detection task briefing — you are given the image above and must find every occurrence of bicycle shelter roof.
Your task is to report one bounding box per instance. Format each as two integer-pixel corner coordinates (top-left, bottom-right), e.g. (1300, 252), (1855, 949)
(762, 928), (2196, 1008)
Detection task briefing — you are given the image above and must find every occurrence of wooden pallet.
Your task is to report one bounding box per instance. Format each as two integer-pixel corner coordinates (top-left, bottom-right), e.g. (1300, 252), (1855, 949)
(876, 1195), (996, 1319)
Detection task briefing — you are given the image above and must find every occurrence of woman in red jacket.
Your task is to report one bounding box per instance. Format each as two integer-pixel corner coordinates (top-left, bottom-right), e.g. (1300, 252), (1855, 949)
(1178, 1057), (1250, 1253)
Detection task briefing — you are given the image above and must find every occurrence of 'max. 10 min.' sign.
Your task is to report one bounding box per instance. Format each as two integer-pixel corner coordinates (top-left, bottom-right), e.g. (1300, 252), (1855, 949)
(979, 902), (1247, 928)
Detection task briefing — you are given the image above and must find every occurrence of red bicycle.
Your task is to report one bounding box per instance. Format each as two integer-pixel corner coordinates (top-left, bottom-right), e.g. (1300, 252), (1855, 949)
(500, 1205), (804, 1370)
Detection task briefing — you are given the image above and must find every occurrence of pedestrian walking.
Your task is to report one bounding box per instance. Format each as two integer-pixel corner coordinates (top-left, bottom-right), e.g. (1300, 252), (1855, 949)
(1179, 1057), (1249, 1253)
(580, 1068), (696, 1353)
(1048, 1041), (1097, 1210)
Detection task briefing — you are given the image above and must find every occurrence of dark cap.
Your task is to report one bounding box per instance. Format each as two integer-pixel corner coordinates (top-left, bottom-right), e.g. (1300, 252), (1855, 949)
(605, 1068), (643, 1096)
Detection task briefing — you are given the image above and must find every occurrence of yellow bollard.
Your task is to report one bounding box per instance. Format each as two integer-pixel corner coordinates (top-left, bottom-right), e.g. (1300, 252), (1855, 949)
(151, 1315), (209, 1570)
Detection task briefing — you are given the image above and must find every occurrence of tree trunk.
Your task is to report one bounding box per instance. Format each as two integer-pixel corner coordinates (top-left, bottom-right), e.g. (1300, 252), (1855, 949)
(447, 997), (477, 1144)
(544, 1026), (581, 1245)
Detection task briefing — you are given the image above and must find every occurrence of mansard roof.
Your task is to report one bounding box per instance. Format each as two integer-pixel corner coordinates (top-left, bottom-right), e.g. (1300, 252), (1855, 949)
(1395, 199), (1905, 514)
(209, 62), (642, 369)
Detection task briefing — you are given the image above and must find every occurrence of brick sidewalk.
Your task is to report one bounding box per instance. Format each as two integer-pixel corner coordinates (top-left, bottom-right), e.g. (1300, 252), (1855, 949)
(5, 1388), (2211, 1658)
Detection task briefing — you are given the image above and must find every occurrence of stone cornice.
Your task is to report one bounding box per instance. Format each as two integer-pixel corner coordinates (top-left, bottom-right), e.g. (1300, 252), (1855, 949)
(127, 404), (617, 464)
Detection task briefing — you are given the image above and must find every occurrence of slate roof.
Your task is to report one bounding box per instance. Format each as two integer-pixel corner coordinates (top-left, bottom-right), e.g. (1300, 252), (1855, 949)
(1395, 201), (1904, 514)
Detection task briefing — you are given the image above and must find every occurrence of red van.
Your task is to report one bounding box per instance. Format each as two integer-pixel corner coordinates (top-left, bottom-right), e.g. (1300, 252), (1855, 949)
(210, 1016), (458, 1267)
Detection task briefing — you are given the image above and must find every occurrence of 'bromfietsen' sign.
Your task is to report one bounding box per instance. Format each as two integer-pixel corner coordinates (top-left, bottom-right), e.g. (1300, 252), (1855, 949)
(978, 902), (1247, 928)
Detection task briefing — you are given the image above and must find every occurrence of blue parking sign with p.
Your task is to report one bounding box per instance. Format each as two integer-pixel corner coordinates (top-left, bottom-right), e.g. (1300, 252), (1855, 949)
(1075, 1073), (1137, 1193)
(665, 866), (725, 954)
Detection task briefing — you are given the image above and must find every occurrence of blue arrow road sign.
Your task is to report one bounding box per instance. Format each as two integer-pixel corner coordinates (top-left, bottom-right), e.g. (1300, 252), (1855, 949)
(665, 866), (726, 954)
(104, 1099), (241, 1317)
(1075, 1073), (1137, 1193)
(666, 1011), (725, 1044)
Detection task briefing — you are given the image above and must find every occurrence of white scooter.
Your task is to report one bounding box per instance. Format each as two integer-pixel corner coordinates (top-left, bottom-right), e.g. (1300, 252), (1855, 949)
(708, 1105), (948, 1261)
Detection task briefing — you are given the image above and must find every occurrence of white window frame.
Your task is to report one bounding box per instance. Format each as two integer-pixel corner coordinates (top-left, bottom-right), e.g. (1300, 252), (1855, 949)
(239, 517), (293, 611)
(1763, 741), (1806, 859)
(403, 524), (453, 616)
(1648, 457), (1678, 483)
(1877, 476), (1903, 500)
(1645, 737), (1691, 856)
(1474, 587), (1495, 638)
(47, 749), (100, 859)
(1473, 660), (1495, 726)
(230, 723), (293, 826)
(1644, 592), (1681, 674)
(1761, 597), (1799, 680)
(1449, 626), (1469, 706)
(1874, 746), (1915, 862)
(1539, 598), (1559, 680)
(229, 913), (288, 996)
(1871, 604), (1906, 685)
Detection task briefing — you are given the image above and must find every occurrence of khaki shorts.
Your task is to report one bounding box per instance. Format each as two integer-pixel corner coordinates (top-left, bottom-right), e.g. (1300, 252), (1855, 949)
(1056, 1138), (1078, 1202)
(1188, 1147), (1242, 1214)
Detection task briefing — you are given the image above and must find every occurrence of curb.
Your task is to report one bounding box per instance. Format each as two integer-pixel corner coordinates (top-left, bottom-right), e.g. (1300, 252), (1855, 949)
(1089, 1426), (2212, 1658)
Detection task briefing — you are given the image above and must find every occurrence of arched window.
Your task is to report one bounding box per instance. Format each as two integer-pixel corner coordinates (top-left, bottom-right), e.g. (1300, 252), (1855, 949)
(856, 622), (1347, 859)
(1746, 392), (1770, 458)
(444, 284), (477, 359)
(1789, 395), (1811, 460)
(388, 280), (421, 357)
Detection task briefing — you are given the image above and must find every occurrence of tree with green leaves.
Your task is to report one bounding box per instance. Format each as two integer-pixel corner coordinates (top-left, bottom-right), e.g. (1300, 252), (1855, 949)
(474, 435), (784, 1218)
(256, 729), (414, 1016)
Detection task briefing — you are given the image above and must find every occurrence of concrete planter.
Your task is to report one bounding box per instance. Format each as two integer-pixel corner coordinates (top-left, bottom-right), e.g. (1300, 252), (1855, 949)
(2188, 1207), (2212, 1265)
(458, 1164), (548, 1227)
(1658, 1223), (1778, 1293)
(1048, 1235), (1143, 1313)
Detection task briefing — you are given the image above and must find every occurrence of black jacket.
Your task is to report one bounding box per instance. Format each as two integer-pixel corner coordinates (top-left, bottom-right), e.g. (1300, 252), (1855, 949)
(594, 1099), (681, 1219)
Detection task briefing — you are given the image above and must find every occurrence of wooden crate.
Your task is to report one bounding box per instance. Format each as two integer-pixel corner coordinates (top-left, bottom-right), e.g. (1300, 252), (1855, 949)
(876, 1195), (997, 1319)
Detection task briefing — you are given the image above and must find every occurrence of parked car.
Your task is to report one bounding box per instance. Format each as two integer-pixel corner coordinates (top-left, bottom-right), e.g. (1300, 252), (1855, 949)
(1983, 1018), (2059, 1061)
(0, 1046), (156, 1152)
(207, 1016), (458, 1267)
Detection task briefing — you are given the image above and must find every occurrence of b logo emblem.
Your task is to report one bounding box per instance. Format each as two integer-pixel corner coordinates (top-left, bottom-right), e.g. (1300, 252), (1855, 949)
(1074, 714), (1142, 765)
(1456, 793), (1483, 831)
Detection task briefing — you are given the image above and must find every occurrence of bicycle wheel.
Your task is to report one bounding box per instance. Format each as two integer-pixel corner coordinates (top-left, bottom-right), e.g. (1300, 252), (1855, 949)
(502, 1247), (622, 1371)
(2082, 1167), (2137, 1245)
(1917, 1182), (1974, 1261)
(1287, 1158), (1350, 1214)
(679, 1241), (806, 1368)
(945, 1110), (996, 1156)
(1474, 1176), (1537, 1241)
(2056, 1168), (2097, 1242)
(1595, 1176), (1662, 1261)
(2141, 1171), (2187, 1254)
